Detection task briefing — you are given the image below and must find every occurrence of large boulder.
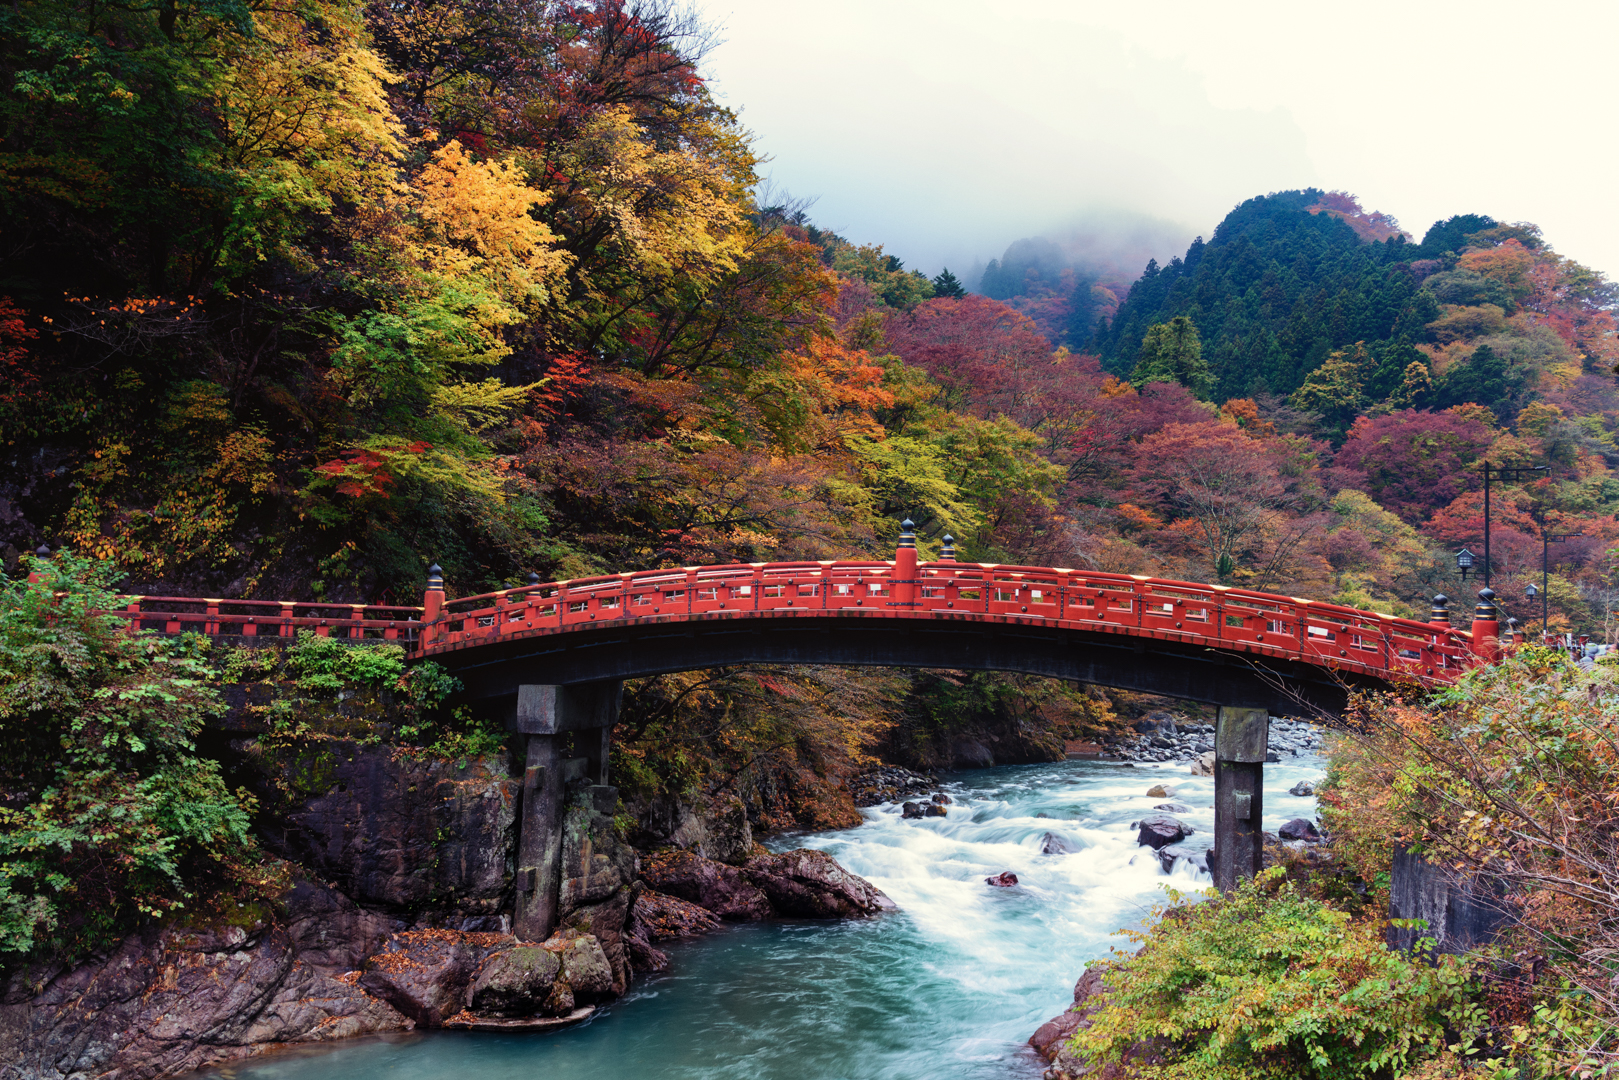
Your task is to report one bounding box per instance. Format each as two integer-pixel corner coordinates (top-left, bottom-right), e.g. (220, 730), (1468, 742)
(951, 738), (995, 768)
(1156, 845), (1208, 874)
(1135, 814), (1193, 850)
(1030, 967), (1170, 1079)
(632, 890), (723, 940)
(1277, 818), (1322, 842)
(1145, 784), (1174, 798)
(1288, 780), (1316, 797)
(1040, 832), (1080, 855)
(359, 929), (509, 1027)
(640, 848), (773, 921)
(547, 932), (616, 1002)
(742, 849), (895, 917)
(466, 947), (560, 1017)
(1190, 752), (1215, 777)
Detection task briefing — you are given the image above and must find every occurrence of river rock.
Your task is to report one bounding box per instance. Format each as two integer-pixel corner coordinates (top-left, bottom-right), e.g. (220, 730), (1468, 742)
(548, 932), (616, 1001)
(901, 801), (925, 819)
(640, 848), (773, 921)
(923, 802), (948, 817)
(1152, 803), (1190, 814)
(360, 929), (510, 1027)
(632, 889), (723, 940)
(742, 849), (896, 917)
(848, 765), (938, 807)
(1040, 832), (1079, 855)
(1031, 967), (1170, 1078)
(1190, 751), (1215, 777)
(1288, 780), (1316, 797)
(1145, 784), (1174, 798)
(1135, 814), (1192, 850)
(1156, 845), (1208, 874)
(1277, 818), (1322, 842)
(985, 871), (1019, 887)
(466, 946), (560, 1017)
(931, 793), (952, 805)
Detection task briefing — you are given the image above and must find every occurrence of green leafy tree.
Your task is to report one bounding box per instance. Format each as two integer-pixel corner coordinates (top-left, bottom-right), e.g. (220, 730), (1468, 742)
(0, 551), (255, 961)
(1131, 317), (1212, 398)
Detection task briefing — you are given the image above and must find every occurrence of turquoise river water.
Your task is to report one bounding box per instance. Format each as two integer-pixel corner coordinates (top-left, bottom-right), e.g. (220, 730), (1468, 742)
(193, 753), (1324, 1080)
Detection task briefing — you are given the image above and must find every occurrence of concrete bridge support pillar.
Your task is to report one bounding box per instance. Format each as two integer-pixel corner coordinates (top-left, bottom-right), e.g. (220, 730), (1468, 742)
(1210, 705), (1268, 894)
(507, 681), (622, 940)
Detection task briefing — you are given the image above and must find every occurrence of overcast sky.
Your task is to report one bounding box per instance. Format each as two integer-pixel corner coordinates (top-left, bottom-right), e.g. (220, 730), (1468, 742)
(693, 0), (1617, 286)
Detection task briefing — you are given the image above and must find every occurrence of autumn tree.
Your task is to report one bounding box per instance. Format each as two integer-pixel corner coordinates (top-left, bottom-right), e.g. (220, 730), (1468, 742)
(1334, 409), (1496, 525)
(1127, 421), (1313, 582)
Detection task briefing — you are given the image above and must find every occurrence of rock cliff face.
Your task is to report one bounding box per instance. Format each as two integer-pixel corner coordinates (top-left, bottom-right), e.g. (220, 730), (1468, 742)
(0, 880), (413, 1080)
(241, 739), (518, 923)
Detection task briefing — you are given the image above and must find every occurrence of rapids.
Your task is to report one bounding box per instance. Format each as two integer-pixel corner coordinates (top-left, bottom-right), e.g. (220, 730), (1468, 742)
(192, 753), (1324, 1080)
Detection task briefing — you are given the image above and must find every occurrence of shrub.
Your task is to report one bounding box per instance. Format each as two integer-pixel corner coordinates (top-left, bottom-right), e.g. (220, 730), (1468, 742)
(1069, 871), (1483, 1079)
(0, 551), (257, 962)
(1321, 649), (1619, 1073)
(285, 631), (406, 692)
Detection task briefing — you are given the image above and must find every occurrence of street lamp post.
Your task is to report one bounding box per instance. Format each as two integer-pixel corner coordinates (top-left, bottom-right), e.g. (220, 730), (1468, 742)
(1480, 463), (1548, 589)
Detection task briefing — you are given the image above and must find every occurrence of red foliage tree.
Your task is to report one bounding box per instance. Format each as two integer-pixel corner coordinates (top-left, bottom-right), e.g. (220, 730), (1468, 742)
(1334, 410), (1496, 525)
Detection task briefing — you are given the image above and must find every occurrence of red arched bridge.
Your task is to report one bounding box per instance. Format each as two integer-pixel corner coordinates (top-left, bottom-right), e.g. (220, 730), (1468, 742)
(83, 527), (1506, 920)
(103, 533), (1500, 718)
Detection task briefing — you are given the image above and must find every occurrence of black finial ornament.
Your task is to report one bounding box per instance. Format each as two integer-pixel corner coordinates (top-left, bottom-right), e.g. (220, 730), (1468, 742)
(526, 572), (541, 587)
(940, 534), (956, 561)
(1430, 594), (1450, 625)
(898, 519), (916, 549)
(34, 544), (51, 559)
(427, 563), (444, 591)
(1476, 587), (1497, 619)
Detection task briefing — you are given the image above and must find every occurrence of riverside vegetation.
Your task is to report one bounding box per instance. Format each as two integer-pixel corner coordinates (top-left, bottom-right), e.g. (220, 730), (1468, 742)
(1035, 651), (1619, 1079)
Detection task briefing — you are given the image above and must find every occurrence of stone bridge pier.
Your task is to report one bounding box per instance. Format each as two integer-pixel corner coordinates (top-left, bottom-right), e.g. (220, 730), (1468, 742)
(506, 681), (622, 940)
(1209, 705), (1268, 893)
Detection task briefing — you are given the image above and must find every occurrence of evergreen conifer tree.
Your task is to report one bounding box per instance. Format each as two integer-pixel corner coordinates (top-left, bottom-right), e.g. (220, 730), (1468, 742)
(931, 268), (966, 298)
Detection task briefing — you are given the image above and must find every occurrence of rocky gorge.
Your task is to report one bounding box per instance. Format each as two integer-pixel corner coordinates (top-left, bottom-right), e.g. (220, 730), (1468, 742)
(0, 737), (893, 1080)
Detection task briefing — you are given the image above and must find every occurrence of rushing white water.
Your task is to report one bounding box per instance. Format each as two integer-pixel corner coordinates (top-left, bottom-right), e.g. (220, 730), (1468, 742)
(191, 753), (1324, 1080)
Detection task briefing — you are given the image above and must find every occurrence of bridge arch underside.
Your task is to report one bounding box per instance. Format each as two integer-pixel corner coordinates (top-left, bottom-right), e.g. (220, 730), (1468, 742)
(432, 613), (1386, 718)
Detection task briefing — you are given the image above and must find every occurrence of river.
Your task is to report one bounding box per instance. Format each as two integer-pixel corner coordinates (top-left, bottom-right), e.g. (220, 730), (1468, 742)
(193, 753), (1324, 1080)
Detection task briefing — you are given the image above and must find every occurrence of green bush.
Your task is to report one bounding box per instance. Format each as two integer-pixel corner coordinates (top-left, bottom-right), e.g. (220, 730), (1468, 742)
(285, 631), (407, 693)
(0, 551), (257, 962)
(1070, 870), (1483, 1079)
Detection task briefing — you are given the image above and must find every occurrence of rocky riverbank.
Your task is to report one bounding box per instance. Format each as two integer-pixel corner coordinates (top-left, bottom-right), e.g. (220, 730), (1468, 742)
(1098, 711), (1324, 767)
(0, 740), (894, 1080)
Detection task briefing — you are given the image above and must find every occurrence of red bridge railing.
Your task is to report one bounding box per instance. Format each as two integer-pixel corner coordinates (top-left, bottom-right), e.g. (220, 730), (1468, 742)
(417, 555), (1484, 686)
(105, 596), (424, 643)
(32, 529), (1491, 686)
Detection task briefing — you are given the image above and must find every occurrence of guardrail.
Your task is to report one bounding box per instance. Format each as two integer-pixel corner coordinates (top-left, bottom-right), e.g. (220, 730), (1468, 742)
(105, 596), (425, 643)
(417, 559), (1479, 685)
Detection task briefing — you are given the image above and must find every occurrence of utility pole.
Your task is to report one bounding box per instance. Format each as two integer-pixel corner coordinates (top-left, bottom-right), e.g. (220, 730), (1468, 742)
(1480, 463), (1548, 590)
(1526, 510), (1582, 642)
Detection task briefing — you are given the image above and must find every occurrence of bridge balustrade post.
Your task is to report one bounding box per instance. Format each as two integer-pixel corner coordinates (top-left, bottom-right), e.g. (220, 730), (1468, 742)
(1210, 705), (1268, 893)
(421, 564), (444, 647)
(1469, 589), (1501, 662)
(893, 519), (918, 608)
(508, 681), (623, 941)
(26, 544), (49, 584)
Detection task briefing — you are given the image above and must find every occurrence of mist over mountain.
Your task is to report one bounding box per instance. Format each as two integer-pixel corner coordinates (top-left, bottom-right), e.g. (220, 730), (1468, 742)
(964, 211), (1196, 348)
